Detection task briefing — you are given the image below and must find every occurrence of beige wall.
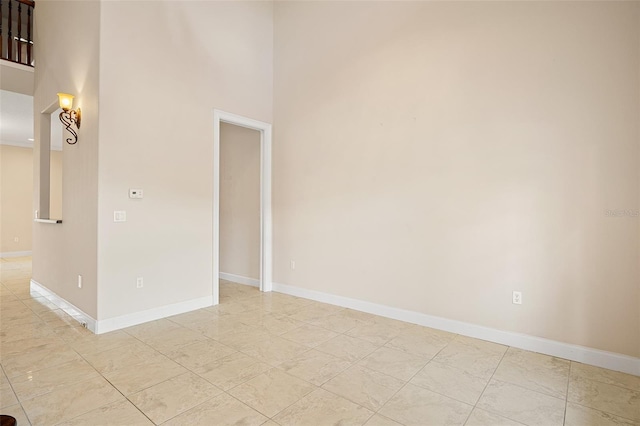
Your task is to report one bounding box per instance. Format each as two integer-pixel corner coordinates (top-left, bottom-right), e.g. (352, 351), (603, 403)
(97, 1), (273, 319)
(0, 62), (34, 96)
(32, 0), (101, 318)
(273, 1), (640, 357)
(49, 150), (62, 220)
(220, 123), (261, 280)
(0, 145), (33, 254)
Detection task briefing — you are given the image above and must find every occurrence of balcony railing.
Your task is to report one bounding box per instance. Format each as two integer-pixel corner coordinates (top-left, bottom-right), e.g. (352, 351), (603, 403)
(0, 0), (35, 67)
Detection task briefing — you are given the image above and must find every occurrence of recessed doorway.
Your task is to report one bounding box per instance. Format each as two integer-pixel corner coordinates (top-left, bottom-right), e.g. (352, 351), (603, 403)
(212, 110), (272, 305)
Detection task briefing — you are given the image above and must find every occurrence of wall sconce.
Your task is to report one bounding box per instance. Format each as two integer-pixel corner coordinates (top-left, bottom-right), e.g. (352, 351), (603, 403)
(57, 93), (81, 145)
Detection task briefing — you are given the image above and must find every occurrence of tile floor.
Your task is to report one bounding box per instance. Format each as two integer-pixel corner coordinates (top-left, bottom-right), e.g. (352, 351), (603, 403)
(0, 257), (639, 425)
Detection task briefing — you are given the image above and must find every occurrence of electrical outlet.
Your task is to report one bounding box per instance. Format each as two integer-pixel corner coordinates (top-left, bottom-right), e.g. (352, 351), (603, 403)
(512, 291), (522, 305)
(136, 277), (144, 288)
(290, 260), (296, 270)
(13, 237), (19, 243)
(78, 275), (82, 289)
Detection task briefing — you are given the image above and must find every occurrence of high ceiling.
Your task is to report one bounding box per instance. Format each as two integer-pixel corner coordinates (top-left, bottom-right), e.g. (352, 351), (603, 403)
(0, 89), (62, 150)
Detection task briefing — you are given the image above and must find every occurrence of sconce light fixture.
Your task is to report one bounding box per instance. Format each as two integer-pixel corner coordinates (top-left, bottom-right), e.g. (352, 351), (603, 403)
(57, 93), (81, 145)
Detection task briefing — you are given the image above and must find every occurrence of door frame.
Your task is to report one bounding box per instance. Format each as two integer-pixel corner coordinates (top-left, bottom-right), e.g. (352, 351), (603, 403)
(213, 109), (272, 305)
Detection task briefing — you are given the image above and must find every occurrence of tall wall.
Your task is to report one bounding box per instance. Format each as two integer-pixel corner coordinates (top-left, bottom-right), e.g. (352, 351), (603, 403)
(0, 146), (33, 254)
(273, 1), (640, 357)
(32, 0), (101, 317)
(220, 123), (261, 281)
(97, 1), (273, 320)
(0, 146), (62, 254)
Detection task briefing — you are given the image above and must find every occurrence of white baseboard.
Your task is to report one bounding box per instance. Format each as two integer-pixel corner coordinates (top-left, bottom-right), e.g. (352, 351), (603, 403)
(272, 282), (640, 377)
(31, 279), (213, 335)
(30, 279), (97, 332)
(220, 272), (260, 288)
(95, 295), (213, 334)
(1, 251), (32, 258)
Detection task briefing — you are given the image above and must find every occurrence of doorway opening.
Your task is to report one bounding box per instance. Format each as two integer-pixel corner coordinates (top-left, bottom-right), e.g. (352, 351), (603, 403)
(213, 110), (272, 305)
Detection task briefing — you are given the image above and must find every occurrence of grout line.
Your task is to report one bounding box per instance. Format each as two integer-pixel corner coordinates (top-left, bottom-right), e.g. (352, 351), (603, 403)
(563, 362), (572, 426)
(462, 345), (509, 425)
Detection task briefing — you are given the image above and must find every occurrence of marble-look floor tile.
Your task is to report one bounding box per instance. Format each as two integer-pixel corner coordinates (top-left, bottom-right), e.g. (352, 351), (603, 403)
(252, 313), (305, 335)
(364, 414), (403, 426)
(309, 312), (371, 333)
(192, 319), (254, 340)
(163, 392), (268, 426)
(102, 357), (187, 395)
(10, 358), (100, 401)
(476, 380), (565, 426)
(280, 324), (339, 348)
(288, 303), (344, 323)
(229, 368), (316, 417)
(128, 372), (221, 424)
(571, 362), (640, 391)
(36, 309), (78, 328)
(21, 376), (123, 426)
(322, 364), (405, 411)
(359, 346), (428, 381)
(410, 360), (488, 405)
(58, 400), (153, 426)
(240, 335), (311, 366)
(215, 328), (273, 350)
(82, 341), (165, 374)
(315, 334), (380, 363)
(169, 339), (236, 370)
(346, 323), (402, 346)
(0, 403), (31, 426)
(0, 331), (64, 362)
(20, 297), (62, 315)
(194, 352), (271, 391)
(168, 308), (223, 328)
(0, 382), (18, 409)
(123, 318), (183, 340)
(51, 324), (94, 343)
(432, 335), (507, 379)
(1, 342), (82, 378)
(273, 388), (373, 426)
(67, 330), (139, 356)
(279, 349), (352, 386)
(379, 383), (472, 426)
(138, 326), (209, 357)
(385, 327), (455, 358)
(569, 376), (640, 421)
(464, 408), (524, 426)
(564, 402), (640, 426)
(492, 347), (569, 398)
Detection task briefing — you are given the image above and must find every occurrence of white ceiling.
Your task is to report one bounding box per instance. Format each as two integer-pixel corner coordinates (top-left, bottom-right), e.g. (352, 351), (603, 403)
(0, 89), (62, 150)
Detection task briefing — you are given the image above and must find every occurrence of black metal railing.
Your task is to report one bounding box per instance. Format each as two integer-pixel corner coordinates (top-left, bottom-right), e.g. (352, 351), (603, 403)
(0, 0), (35, 67)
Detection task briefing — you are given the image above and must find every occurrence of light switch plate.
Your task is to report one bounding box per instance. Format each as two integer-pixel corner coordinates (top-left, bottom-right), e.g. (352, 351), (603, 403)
(114, 211), (127, 222)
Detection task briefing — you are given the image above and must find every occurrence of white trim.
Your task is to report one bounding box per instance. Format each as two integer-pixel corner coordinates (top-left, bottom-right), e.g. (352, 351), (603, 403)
(94, 295), (213, 334)
(0, 251), (32, 258)
(219, 272), (260, 288)
(0, 61), (34, 72)
(213, 109), (273, 306)
(31, 279), (213, 335)
(30, 279), (97, 332)
(34, 218), (62, 224)
(272, 282), (640, 376)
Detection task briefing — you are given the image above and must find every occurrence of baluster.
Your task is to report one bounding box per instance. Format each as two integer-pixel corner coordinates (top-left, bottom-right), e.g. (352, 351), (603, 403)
(26, 3), (31, 65)
(7, 0), (12, 62)
(16, 0), (21, 64)
(0, 0), (4, 60)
